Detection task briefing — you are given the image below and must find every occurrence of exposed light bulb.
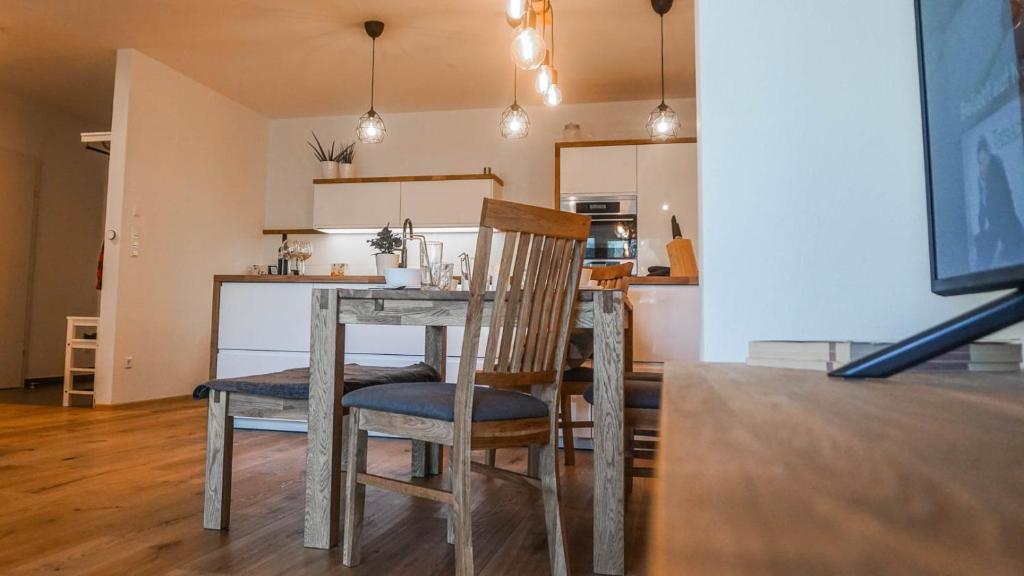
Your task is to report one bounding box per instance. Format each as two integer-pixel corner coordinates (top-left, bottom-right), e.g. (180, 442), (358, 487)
(535, 64), (554, 95)
(500, 103), (530, 139)
(646, 102), (681, 141)
(357, 109), (386, 144)
(506, 0), (527, 26)
(543, 83), (562, 107)
(511, 25), (546, 70)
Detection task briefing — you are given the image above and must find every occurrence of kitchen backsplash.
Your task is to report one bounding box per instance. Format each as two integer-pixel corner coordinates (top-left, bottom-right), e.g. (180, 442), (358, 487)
(259, 231), (484, 276)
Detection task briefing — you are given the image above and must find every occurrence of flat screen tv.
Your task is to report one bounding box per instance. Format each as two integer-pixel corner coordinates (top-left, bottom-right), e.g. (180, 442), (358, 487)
(832, 0), (1024, 378)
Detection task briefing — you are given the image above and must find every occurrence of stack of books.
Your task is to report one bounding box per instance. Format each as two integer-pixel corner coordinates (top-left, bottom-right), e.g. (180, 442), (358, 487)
(747, 340), (1023, 372)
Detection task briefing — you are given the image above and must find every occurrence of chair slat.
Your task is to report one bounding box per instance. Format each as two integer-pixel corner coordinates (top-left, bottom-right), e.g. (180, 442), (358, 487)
(497, 232), (532, 372)
(483, 232), (519, 370)
(510, 234), (546, 372)
(522, 236), (559, 370)
(543, 239), (577, 370)
(533, 238), (568, 371)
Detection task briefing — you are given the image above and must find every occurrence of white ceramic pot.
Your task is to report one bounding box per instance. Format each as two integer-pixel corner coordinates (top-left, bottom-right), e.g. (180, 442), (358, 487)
(384, 267), (422, 288)
(320, 161), (339, 179)
(338, 162), (355, 178)
(374, 253), (400, 275)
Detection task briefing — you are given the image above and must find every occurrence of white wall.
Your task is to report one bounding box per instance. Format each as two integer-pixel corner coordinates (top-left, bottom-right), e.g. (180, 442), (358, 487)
(96, 50), (266, 404)
(696, 0), (1022, 361)
(0, 90), (107, 380)
(265, 99), (696, 229)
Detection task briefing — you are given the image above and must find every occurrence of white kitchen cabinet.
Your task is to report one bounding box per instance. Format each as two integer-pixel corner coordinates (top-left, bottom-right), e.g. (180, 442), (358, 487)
(631, 285), (701, 363)
(559, 145), (637, 196)
(313, 181), (401, 229)
(636, 142), (699, 271)
(400, 179), (501, 227)
(218, 282), (314, 352)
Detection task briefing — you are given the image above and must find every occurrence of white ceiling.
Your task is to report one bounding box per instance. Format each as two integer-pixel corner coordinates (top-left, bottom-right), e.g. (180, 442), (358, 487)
(0, 0), (695, 125)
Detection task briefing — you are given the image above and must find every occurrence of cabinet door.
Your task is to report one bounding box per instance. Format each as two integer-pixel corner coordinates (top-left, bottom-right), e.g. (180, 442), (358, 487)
(559, 145), (636, 196)
(218, 283), (314, 352)
(631, 285), (701, 363)
(313, 182), (401, 229)
(400, 180), (497, 227)
(636, 143), (698, 270)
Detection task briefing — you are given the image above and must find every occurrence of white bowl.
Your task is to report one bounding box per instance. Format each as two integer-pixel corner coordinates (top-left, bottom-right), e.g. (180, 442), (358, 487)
(384, 267), (422, 288)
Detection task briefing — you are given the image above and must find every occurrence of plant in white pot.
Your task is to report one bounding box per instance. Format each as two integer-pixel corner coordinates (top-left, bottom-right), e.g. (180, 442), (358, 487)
(308, 132), (356, 179)
(368, 224), (402, 274)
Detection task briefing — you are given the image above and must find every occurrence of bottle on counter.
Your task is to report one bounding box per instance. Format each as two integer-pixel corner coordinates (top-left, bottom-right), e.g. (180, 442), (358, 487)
(277, 234), (289, 275)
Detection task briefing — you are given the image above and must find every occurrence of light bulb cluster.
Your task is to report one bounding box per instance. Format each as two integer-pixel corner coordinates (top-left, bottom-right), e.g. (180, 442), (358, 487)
(504, 0), (562, 120)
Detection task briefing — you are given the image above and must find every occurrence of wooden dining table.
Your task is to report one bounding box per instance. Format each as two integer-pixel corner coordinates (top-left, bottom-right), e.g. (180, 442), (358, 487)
(303, 286), (629, 575)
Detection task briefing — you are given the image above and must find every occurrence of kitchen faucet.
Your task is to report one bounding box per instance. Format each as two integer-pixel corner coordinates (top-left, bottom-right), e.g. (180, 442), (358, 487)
(399, 218), (426, 269)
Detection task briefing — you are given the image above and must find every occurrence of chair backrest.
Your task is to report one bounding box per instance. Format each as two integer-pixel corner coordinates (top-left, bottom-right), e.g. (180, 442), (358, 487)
(589, 262), (634, 290)
(454, 199), (591, 435)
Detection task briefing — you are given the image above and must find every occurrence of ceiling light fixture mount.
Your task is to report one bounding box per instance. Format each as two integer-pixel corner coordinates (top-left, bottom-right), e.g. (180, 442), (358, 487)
(357, 20), (387, 144)
(646, 0), (681, 140)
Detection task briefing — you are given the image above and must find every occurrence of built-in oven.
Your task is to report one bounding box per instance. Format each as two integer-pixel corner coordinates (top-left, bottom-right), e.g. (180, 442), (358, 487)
(560, 195), (637, 269)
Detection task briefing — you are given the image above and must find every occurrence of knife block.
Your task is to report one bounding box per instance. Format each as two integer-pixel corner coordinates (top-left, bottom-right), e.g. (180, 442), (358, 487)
(666, 238), (699, 278)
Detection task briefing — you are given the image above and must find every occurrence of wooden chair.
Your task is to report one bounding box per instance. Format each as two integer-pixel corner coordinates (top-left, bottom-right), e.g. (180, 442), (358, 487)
(201, 363), (440, 531)
(340, 198), (590, 576)
(583, 377), (662, 493)
(560, 261), (636, 466)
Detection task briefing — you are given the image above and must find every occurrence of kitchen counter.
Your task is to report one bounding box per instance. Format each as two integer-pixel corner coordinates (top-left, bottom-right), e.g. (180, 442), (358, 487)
(627, 275), (699, 286)
(216, 274), (385, 284)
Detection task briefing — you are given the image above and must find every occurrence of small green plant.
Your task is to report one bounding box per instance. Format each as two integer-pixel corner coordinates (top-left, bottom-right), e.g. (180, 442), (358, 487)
(308, 131), (356, 163)
(367, 223), (402, 254)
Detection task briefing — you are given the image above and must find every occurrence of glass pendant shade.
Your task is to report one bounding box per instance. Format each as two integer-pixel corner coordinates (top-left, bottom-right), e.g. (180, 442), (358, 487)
(511, 25), (546, 70)
(646, 102), (681, 140)
(543, 83), (563, 107)
(506, 0), (527, 26)
(500, 103), (530, 139)
(357, 109), (386, 144)
(535, 63), (554, 95)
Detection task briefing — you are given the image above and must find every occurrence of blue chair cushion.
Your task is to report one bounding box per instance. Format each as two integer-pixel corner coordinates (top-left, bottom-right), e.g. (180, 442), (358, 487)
(342, 382), (549, 422)
(193, 363), (441, 400)
(583, 379), (661, 409)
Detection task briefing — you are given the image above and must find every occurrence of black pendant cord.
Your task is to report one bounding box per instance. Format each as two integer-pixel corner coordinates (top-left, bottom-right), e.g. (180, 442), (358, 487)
(513, 65), (518, 105)
(660, 14), (666, 105)
(370, 36), (376, 111)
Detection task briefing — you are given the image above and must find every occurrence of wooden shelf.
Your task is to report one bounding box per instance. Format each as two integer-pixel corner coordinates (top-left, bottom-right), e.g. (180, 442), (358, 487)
(215, 275), (386, 284)
(627, 276), (700, 286)
(67, 339), (98, 349)
(312, 173), (504, 187)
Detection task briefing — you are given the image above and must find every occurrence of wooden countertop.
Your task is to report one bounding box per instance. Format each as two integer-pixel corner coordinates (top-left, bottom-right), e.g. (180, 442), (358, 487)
(215, 275), (385, 284)
(627, 276), (699, 286)
(312, 172), (504, 187)
(649, 363), (1024, 575)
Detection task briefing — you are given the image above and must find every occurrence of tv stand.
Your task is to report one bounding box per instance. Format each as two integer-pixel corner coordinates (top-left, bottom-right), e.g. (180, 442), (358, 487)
(830, 289), (1024, 378)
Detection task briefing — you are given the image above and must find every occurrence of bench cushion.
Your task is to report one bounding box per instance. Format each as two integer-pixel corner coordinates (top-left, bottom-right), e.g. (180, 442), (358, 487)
(582, 379), (662, 409)
(193, 363), (441, 400)
(342, 382), (549, 422)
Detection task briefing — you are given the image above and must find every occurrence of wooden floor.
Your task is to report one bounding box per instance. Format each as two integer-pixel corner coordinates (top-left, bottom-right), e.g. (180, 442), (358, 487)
(0, 398), (652, 575)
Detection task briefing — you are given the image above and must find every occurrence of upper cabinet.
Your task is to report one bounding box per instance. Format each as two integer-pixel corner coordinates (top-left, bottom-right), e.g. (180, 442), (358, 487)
(400, 179), (502, 227)
(636, 142), (699, 269)
(313, 181), (400, 229)
(312, 175), (502, 230)
(559, 145), (637, 196)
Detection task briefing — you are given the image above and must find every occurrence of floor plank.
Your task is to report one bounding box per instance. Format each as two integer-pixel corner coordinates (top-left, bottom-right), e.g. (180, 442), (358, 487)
(0, 399), (651, 575)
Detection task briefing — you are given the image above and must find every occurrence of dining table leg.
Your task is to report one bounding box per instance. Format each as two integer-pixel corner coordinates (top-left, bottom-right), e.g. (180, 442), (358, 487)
(412, 325), (447, 477)
(593, 289), (625, 575)
(304, 289), (344, 549)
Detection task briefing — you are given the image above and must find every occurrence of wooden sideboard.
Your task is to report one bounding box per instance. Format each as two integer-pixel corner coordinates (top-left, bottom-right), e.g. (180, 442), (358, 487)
(649, 363), (1024, 575)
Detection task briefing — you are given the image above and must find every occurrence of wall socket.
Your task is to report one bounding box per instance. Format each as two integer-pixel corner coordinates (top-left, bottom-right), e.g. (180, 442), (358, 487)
(124, 356), (133, 369)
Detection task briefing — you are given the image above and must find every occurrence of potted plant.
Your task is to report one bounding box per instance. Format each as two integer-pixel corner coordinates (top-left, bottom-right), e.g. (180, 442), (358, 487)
(336, 142), (356, 178)
(308, 132), (356, 179)
(368, 223), (402, 274)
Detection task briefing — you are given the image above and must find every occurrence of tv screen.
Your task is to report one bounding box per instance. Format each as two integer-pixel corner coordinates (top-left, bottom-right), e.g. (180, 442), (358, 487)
(918, 0), (1024, 294)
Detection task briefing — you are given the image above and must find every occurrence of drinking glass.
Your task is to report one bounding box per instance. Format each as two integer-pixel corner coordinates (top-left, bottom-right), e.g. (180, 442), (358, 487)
(420, 241), (444, 288)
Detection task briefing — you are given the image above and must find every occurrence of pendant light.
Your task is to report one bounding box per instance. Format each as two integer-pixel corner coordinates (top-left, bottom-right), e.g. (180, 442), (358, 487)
(511, 7), (546, 70)
(500, 67), (530, 139)
(356, 20), (387, 144)
(541, 4), (562, 106)
(506, 0), (527, 26)
(646, 0), (681, 140)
